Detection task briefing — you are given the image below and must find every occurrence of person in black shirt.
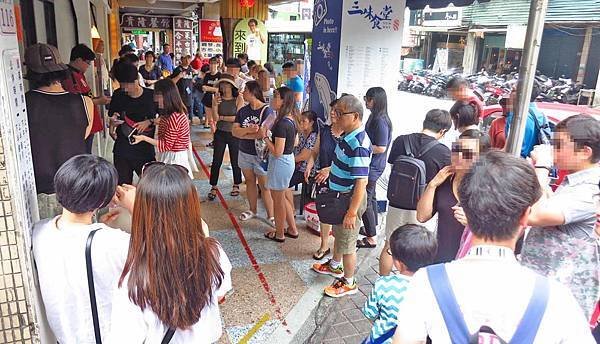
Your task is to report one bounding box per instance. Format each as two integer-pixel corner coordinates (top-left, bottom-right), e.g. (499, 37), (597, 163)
(109, 63), (157, 184)
(379, 109), (452, 276)
(170, 55), (194, 119)
(24, 43), (93, 219)
(201, 57), (221, 129)
(139, 51), (162, 87)
(264, 87), (298, 242)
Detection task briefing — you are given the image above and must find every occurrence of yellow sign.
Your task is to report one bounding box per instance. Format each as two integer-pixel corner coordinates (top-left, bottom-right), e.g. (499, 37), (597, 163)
(233, 18), (268, 63)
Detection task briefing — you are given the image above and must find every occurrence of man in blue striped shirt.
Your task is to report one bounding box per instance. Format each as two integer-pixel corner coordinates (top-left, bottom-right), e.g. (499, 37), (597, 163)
(313, 94), (372, 297)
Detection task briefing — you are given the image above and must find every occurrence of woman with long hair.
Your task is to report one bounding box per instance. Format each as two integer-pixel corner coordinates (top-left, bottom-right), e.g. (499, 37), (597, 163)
(232, 80), (275, 223)
(133, 79), (196, 178)
(208, 74), (245, 200)
(109, 164), (232, 343)
(263, 87), (298, 242)
(358, 87), (393, 249)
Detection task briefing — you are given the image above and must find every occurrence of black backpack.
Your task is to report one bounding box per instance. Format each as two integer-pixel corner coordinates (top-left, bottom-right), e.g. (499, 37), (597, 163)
(387, 136), (440, 210)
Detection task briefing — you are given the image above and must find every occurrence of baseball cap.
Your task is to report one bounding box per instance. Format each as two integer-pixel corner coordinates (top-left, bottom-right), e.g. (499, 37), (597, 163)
(226, 58), (241, 68)
(24, 43), (68, 75)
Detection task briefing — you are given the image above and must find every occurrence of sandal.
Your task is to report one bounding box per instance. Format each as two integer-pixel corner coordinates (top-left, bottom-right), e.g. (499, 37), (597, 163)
(269, 217), (275, 227)
(207, 187), (218, 201)
(284, 229), (299, 239)
(313, 248), (331, 260)
(230, 185), (240, 197)
(264, 231), (285, 243)
(356, 237), (377, 249)
(239, 210), (256, 221)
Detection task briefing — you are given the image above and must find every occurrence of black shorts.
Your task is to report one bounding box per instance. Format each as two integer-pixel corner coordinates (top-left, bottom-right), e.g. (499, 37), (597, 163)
(288, 170), (305, 188)
(201, 94), (213, 108)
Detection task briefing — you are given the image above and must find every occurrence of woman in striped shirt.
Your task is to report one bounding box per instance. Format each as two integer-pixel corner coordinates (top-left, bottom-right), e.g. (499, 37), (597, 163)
(133, 79), (196, 178)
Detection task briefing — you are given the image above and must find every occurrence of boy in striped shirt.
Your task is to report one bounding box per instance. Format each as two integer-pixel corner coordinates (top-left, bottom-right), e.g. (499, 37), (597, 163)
(312, 94), (372, 297)
(363, 225), (437, 343)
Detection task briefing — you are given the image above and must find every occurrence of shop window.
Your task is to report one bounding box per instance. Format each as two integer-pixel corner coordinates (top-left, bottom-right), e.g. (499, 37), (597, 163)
(43, 1), (57, 47)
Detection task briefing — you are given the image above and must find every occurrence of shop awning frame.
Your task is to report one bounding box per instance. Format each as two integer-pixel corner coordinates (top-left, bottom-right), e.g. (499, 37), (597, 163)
(406, 0), (491, 9)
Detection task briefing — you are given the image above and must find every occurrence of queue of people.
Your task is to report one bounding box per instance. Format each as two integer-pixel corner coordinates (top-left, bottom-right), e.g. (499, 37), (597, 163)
(22, 41), (600, 343)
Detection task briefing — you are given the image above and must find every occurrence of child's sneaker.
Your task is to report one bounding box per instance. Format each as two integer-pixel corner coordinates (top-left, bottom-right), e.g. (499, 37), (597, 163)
(324, 277), (358, 298)
(312, 259), (344, 278)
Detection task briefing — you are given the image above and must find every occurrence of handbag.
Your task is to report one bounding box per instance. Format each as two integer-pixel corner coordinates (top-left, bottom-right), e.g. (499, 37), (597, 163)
(86, 229), (176, 344)
(520, 227), (600, 320)
(254, 105), (270, 167)
(315, 190), (352, 225)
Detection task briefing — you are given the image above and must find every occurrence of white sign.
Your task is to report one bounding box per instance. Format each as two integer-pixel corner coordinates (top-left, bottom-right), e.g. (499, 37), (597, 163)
(338, 0), (405, 96)
(505, 25), (527, 49)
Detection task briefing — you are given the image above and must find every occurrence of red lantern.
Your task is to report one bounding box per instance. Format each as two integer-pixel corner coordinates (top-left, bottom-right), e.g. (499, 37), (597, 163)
(240, 0), (255, 8)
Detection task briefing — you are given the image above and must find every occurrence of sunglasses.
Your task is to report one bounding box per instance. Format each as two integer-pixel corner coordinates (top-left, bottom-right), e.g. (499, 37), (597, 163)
(141, 161), (189, 177)
(333, 110), (357, 117)
(451, 143), (476, 160)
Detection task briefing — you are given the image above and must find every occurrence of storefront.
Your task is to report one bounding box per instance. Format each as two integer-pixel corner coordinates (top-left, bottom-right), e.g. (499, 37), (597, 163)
(268, 32), (311, 72)
(479, 33), (522, 74)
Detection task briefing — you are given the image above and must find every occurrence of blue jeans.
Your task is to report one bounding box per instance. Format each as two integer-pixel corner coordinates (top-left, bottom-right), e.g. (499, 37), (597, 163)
(190, 90), (204, 119)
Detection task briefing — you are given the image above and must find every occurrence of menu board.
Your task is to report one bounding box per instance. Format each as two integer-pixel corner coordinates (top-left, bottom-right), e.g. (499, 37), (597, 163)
(199, 19), (223, 61)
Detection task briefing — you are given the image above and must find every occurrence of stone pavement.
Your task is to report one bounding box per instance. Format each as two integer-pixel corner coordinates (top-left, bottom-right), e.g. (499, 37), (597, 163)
(305, 243), (384, 344)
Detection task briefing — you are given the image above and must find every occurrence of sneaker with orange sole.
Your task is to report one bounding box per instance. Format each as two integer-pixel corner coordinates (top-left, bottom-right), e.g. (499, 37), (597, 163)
(312, 259), (344, 278)
(324, 277), (358, 298)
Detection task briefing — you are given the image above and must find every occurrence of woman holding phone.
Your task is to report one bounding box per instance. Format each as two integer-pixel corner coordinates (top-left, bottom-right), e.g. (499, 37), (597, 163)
(208, 74), (244, 201)
(133, 79), (196, 178)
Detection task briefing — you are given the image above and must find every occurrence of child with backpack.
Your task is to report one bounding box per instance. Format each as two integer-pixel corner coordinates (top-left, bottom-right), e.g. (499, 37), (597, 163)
(362, 224), (437, 344)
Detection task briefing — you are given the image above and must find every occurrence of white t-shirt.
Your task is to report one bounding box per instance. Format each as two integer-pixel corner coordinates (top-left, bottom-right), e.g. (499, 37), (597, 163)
(394, 245), (594, 344)
(107, 245), (232, 343)
(247, 32), (262, 61)
(263, 89), (273, 105)
(32, 217), (131, 344)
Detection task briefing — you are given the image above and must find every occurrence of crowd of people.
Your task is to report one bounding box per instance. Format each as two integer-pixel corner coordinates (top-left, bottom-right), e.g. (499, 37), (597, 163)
(21, 40), (600, 343)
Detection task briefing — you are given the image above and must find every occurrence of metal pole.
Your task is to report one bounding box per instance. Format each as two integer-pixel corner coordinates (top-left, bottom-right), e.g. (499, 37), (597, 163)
(505, 0), (549, 156)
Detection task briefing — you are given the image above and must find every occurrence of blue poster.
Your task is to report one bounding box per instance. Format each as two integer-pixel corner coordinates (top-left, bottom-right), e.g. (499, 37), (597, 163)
(309, 0), (343, 121)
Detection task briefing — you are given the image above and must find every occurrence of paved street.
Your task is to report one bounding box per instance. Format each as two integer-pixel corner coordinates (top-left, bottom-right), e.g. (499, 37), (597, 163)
(190, 91), (454, 344)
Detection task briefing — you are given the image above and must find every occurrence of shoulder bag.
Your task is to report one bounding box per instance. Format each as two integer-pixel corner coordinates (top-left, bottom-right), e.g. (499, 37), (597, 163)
(86, 229), (176, 344)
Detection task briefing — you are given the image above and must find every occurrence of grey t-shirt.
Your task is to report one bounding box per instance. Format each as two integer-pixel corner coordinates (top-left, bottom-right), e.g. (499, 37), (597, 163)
(538, 167), (600, 240)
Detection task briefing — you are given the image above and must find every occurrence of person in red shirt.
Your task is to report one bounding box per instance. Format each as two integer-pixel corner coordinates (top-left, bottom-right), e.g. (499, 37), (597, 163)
(133, 78), (196, 178)
(447, 76), (484, 119)
(62, 43), (110, 153)
(488, 97), (509, 149)
(190, 50), (203, 71)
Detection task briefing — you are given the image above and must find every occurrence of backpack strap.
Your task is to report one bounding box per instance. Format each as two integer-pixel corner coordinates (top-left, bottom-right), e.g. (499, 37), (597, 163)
(427, 264), (470, 344)
(509, 275), (549, 343)
(416, 140), (440, 158)
(402, 136), (414, 157)
(257, 105), (268, 123)
(86, 229), (102, 344)
(161, 327), (176, 344)
(529, 108), (551, 145)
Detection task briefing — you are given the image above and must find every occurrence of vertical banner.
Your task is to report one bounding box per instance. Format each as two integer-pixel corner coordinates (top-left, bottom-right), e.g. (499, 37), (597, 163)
(338, 0), (405, 96)
(233, 18), (268, 63)
(309, 0), (343, 121)
(173, 17), (194, 60)
(200, 19), (223, 63)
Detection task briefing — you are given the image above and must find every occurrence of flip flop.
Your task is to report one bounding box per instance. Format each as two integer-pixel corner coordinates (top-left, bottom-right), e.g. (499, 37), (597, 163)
(207, 188), (218, 201)
(239, 210), (256, 221)
(264, 232), (285, 243)
(284, 229), (299, 239)
(356, 237), (377, 249)
(230, 185), (240, 197)
(313, 248), (331, 260)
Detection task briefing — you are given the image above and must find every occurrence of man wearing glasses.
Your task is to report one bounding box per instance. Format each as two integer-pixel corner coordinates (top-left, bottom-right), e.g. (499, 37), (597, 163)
(62, 43), (111, 153)
(312, 94), (372, 297)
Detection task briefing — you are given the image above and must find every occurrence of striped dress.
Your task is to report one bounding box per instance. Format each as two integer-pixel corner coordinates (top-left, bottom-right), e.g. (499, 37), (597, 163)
(362, 275), (411, 344)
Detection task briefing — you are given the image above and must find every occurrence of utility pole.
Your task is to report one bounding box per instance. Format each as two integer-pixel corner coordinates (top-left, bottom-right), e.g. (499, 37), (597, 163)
(505, 0), (549, 156)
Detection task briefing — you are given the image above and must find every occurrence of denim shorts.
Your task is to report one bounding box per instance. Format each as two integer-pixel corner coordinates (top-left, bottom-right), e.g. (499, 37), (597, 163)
(238, 151), (267, 176)
(267, 153), (295, 190)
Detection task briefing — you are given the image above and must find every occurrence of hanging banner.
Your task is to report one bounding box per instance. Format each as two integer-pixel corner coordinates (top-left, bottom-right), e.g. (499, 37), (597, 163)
(173, 17), (194, 60)
(232, 18), (268, 63)
(121, 14), (173, 30)
(200, 19), (223, 61)
(338, 0), (405, 96)
(309, 0), (343, 121)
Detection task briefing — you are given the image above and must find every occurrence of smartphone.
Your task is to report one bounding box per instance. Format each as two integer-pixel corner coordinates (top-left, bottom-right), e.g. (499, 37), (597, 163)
(128, 128), (138, 145)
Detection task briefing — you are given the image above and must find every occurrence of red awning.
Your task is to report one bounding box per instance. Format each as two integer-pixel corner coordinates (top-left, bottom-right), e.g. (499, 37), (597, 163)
(406, 0), (491, 9)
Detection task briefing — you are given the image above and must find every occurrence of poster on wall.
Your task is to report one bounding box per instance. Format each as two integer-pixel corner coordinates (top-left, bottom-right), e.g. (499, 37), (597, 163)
(309, 0), (343, 121)
(338, 0), (405, 96)
(232, 18), (268, 63)
(173, 17), (194, 60)
(200, 19), (223, 62)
